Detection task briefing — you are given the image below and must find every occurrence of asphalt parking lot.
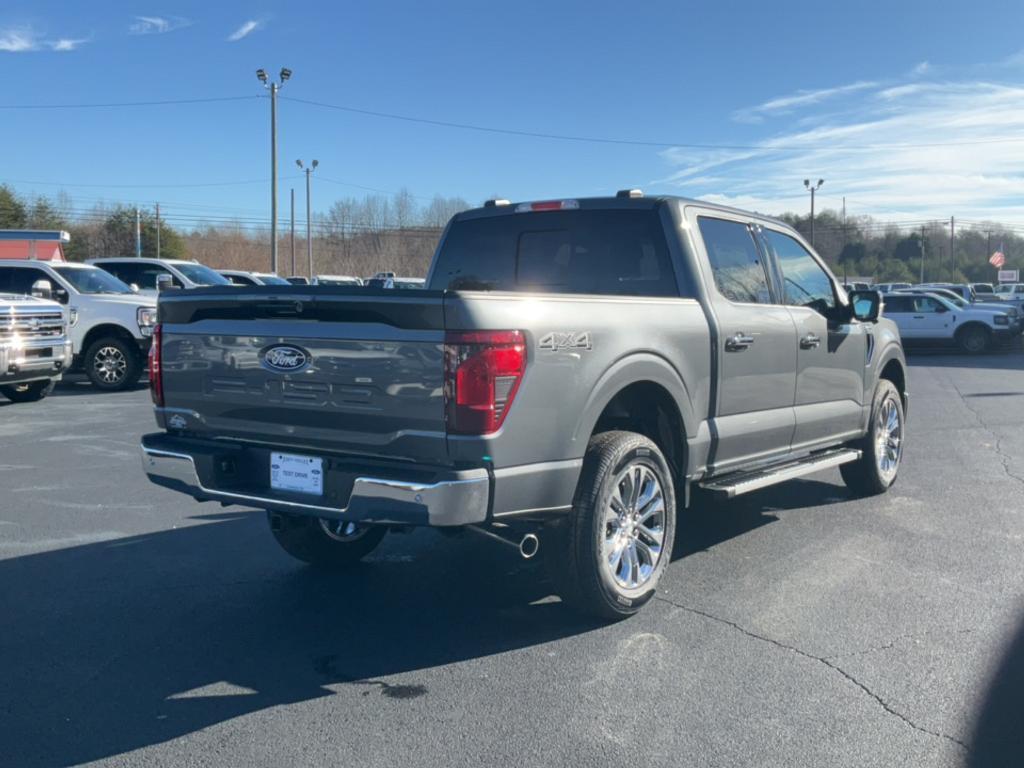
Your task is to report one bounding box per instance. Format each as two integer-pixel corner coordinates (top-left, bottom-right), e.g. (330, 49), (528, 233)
(2, 352), (1023, 768)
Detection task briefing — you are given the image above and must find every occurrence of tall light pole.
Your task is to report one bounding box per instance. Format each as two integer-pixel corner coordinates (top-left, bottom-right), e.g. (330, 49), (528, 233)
(256, 67), (292, 274)
(290, 188), (296, 277)
(296, 159), (318, 279)
(804, 178), (824, 248)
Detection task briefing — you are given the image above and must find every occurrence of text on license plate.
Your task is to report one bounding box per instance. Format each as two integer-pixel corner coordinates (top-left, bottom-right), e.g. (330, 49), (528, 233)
(270, 452), (324, 495)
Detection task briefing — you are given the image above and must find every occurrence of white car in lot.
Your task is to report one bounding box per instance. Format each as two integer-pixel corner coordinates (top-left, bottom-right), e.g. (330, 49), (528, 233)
(0, 261), (157, 390)
(995, 283), (1024, 304)
(312, 275), (363, 286)
(89, 258), (232, 296)
(219, 270), (292, 286)
(884, 291), (1018, 353)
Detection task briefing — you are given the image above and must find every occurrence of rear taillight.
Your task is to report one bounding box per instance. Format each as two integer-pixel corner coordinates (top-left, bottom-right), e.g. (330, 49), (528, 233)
(444, 330), (526, 435)
(149, 323), (163, 406)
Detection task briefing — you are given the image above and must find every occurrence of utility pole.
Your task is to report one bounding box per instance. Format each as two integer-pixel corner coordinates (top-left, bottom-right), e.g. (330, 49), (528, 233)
(290, 188), (296, 277)
(949, 216), (955, 278)
(297, 159), (318, 279)
(155, 203), (161, 259)
(256, 67), (292, 274)
(135, 208), (141, 257)
(804, 178), (824, 248)
(841, 196), (847, 248)
(921, 224), (929, 284)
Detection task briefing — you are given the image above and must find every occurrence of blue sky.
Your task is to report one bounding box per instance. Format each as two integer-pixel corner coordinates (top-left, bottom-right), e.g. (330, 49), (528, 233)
(2, 0), (1024, 230)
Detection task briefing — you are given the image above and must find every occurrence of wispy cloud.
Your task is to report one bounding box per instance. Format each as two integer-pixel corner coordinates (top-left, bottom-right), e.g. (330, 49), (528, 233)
(657, 79), (1024, 223)
(227, 19), (261, 42)
(50, 37), (88, 51)
(0, 28), (35, 52)
(910, 61), (930, 76)
(129, 16), (191, 35)
(733, 81), (879, 124)
(0, 26), (89, 53)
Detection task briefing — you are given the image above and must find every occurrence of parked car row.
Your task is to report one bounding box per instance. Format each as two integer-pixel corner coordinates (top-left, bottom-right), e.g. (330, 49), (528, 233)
(0, 260), (156, 391)
(226, 271), (426, 289)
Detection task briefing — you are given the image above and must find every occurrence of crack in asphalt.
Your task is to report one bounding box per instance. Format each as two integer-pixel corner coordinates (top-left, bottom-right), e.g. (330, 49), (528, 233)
(825, 628), (975, 661)
(655, 595), (969, 751)
(951, 380), (1024, 488)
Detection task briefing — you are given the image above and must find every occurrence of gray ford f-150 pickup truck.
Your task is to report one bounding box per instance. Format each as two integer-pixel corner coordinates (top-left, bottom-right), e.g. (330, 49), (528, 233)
(141, 192), (907, 618)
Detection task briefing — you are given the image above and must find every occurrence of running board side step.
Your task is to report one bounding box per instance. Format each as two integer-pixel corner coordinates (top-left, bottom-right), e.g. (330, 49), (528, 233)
(699, 448), (861, 499)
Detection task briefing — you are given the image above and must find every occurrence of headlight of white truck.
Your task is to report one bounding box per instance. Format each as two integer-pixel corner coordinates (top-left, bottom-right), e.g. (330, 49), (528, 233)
(137, 307), (158, 336)
(994, 314), (1010, 325)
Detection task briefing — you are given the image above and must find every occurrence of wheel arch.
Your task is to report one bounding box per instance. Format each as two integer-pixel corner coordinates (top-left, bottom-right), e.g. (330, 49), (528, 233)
(574, 353), (695, 482)
(954, 320), (993, 339)
(80, 323), (140, 356)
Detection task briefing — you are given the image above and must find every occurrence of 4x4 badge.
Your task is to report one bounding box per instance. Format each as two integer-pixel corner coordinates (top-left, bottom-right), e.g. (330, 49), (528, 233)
(538, 331), (592, 352)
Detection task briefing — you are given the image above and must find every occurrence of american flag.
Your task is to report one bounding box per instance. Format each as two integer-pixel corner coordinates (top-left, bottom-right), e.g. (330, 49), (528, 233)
(990, 251), (1006, 268)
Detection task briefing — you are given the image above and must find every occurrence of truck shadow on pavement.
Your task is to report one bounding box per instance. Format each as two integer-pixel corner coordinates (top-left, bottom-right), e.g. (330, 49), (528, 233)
(1, 481), (840, 766)
(967, 607), (1024, 767)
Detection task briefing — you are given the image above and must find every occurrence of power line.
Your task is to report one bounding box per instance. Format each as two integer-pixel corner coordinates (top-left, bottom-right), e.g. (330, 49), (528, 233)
(0, 176), (301, 189)
(0, 96), (260, 110)
(0, 92), (1020, 152)
(279, 95), (1024, 152)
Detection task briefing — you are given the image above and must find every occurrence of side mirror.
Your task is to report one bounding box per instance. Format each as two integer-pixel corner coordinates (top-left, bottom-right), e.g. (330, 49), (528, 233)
(130, 283), (140, 293)
(53, 287), (69, 304)
(30, 279), (53, 301)
(849, 289), (881, 322)
(155, 274), (174, 292)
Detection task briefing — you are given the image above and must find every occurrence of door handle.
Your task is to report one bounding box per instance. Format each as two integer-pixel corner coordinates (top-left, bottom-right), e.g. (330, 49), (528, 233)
(799, 333), (821, 349)
(724, 332), (755, 351)
(912, 315), (924, 319)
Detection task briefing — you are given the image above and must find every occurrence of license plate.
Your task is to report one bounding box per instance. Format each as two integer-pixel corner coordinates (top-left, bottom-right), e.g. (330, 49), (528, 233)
(270, 452), (324, 495)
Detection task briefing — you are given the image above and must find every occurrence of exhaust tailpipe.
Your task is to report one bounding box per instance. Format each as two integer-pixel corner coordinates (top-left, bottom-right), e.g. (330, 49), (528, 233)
(518, 533), (539, 559)
(465, 525), (539, 560)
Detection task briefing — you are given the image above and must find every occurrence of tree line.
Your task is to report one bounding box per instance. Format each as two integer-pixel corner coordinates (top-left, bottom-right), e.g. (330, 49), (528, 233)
(1, 184), (1021, 283)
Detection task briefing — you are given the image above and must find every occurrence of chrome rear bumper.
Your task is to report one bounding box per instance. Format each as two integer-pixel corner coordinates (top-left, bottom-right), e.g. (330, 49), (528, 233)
(140, 438), (489, 527)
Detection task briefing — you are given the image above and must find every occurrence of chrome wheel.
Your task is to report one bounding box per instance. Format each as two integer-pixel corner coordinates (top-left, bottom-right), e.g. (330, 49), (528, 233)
(602, 462), (666, 591)
(875, 396), (902, 481)
(318, 518), (370, 542)
(93, 345), (127, 385)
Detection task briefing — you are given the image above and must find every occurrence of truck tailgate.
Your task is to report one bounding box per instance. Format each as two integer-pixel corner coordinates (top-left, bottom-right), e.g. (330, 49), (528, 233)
(157, 288), (449, 464)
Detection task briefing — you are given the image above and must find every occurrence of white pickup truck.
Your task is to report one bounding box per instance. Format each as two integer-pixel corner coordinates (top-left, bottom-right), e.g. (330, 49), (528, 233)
(89, 257), (232, 296)
(0, 261), (157, 390)
(0, 291), (72, 402)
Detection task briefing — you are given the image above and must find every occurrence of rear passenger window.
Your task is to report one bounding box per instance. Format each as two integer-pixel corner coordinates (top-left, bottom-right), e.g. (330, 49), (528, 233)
(883, 296), (913, 313)
(697, 217), (772, 304)
(430, 210), (680, 297)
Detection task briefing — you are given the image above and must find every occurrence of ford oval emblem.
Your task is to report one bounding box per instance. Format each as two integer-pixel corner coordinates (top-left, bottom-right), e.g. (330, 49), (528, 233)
(260, 344), (311, 373)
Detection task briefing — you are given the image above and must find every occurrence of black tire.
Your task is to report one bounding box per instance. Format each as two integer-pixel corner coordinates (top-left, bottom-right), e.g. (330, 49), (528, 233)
(268, 512), (386, 568)
(841, 379), (905, 497)
(83, 336), (142, 391)
(557, 431), (676, 620)
(0, 379), (55, 403)
(957, 324), (990, 354)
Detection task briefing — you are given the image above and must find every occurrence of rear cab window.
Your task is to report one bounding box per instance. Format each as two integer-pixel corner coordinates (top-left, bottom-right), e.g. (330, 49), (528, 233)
(697, 217), (773, 304)
(428, 207), (681, 297)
